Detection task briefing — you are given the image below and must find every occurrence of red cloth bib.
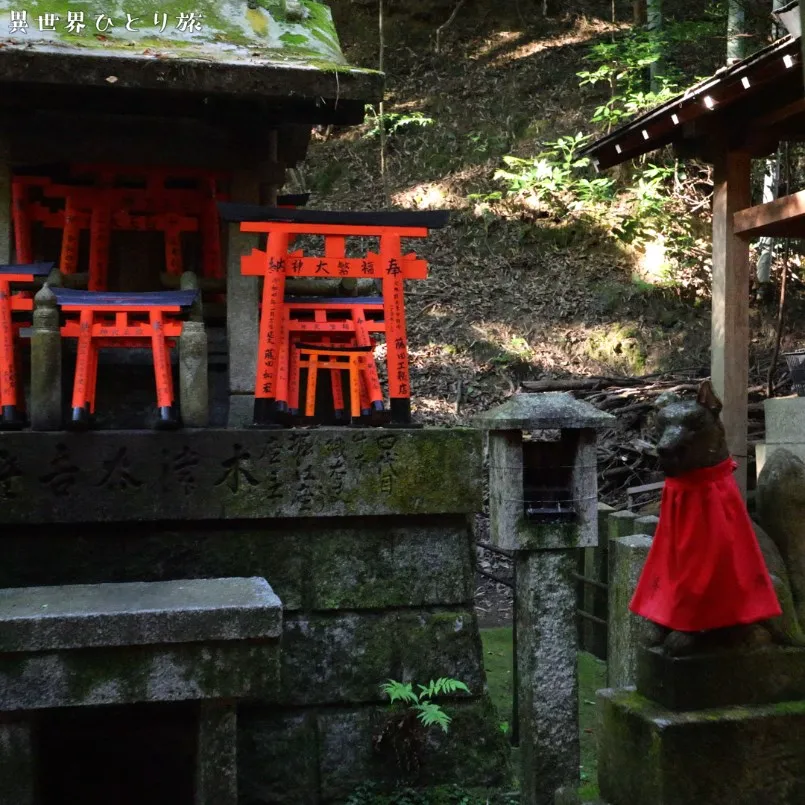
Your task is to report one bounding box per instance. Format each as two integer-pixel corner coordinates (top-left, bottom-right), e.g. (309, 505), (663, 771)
(629, 457), (782, 632)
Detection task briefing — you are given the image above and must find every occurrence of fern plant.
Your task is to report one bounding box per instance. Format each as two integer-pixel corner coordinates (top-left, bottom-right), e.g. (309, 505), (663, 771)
(374, 677), (470, 782)
(379, 678), (470, 734)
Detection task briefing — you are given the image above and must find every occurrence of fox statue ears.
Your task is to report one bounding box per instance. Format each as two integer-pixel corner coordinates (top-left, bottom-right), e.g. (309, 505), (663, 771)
(697, 380), (723, 417)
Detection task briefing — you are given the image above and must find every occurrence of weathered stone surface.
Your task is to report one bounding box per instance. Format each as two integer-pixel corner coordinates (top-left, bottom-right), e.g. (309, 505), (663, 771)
(318, 709), (376, 802)
(607, 535), (653, 688)
(196, 702), (238, 805)
(598, 687), (805, 805)
(0, 428), (482, 523)
(279, 609), (485, 706)
(634, 515), (660, 537)
(581, 504), (615, 657)
(0, 720), (34, 805)
(0, 577), (282, 652)
(0, 528), (306, 611)
(396, 611), (486, 693)
(0, 642), (280, 710)
(307, 523), (473, 610)
(637, 644), (805, 710)
(554, 787), (581, 805)
(238, 710), (318, 805)
(756, 447), (805, 626)
(516, 551), (579, 805)
(474, 393), (615, 431)
(608, 509), (638, 540)
(179, 320), (210, 429)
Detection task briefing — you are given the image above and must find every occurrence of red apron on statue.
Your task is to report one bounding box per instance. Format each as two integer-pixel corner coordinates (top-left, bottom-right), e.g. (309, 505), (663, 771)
(629, 457), (782, 632)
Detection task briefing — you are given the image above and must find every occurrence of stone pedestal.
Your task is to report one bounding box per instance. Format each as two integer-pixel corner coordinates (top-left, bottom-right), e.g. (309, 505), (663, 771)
(0, 719), (34, 805)
(598, 645), (805, 804)
(598, 687), (805, 805)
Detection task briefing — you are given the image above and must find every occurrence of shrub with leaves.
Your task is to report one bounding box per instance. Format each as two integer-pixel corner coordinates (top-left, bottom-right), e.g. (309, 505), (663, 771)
(380, 678), (470, 734)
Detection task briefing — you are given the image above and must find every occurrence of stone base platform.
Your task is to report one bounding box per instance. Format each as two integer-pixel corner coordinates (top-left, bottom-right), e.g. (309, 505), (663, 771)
(597, 687), (805, 805)
(636, 644), (805, 711)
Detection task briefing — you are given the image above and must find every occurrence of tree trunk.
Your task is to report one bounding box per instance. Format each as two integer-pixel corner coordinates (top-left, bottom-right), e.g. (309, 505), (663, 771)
(726, 0), (748, 66)
(633, 0), (646, 26)
(647, 0), (663, 93)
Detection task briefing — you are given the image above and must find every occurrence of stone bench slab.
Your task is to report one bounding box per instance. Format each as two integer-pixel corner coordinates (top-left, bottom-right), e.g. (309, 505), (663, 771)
(0, 577), (282, 653)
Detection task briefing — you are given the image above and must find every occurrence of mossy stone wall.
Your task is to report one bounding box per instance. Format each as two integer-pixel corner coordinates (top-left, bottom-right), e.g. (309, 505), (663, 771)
(0, 428), (507, 802)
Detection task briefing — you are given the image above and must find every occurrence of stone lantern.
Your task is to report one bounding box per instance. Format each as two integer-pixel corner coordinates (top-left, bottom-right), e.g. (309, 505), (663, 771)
(475, 393), (614, 805)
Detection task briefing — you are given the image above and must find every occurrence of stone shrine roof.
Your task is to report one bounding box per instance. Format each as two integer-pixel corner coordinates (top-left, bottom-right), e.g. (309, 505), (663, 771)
(0, 1), (382, 123)
(474, 393), (616, 431)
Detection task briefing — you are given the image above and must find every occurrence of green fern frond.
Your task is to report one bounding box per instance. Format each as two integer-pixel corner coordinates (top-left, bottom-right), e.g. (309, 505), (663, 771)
(380, 679), (419, 705)
(414, 701), (451, 733)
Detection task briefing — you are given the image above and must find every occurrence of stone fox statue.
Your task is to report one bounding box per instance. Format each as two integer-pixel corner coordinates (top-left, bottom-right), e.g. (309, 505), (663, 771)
(630, 380), (805, 655)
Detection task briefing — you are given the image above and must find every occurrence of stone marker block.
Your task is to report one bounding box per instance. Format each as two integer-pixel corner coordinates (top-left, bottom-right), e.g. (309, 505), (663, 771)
(0, 428), (482, 524)
(637, 644), (805, 711)
(607, 535), (653, 688)
(598, 687), (805, 805)
(608, 509), (638, 540)
(634, 515), (660, 537)
(0, 720), (34, 805)
(0, 577), (282, 652)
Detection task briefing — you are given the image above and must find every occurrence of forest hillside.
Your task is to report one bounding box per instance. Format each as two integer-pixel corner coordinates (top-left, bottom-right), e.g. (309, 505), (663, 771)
(294, 0), (802, 499)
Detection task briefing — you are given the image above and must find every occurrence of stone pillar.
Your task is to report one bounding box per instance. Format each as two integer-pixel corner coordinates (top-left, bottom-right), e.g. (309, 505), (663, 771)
(608, 509), (638, 541)
(757, 397), (805, 477)
(0, 718), (35, 805)
(516, 550), (579, 805)
(634, 514), (659, 538)
(195, 701), (238, 805)
(179, 271), (209, 427)
(607, 534), (653, 688)
(30, 283), (62, 431)
(475, 394), (615, 805)
(226, 171), (260, 427)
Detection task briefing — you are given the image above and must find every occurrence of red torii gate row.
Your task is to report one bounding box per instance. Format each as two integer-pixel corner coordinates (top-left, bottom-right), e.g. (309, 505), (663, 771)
(11, 165), (230, 290)
(218, 204), (450, 427)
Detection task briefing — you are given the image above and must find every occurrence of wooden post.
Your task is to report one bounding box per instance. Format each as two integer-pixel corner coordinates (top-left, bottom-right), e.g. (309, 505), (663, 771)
(711, 149), (751, 496)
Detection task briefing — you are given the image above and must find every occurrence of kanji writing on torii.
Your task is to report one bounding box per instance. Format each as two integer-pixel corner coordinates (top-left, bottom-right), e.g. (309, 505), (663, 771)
(218, 204), (449, 427)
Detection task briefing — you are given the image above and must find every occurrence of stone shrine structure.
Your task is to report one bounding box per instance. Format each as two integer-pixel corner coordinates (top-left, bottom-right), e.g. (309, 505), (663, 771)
(0, 4), (507, 802)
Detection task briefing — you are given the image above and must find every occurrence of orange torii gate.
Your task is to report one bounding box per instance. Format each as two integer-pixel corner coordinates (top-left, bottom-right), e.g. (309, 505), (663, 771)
(0, 262), (54, 428)
(218, 204), (449, 427)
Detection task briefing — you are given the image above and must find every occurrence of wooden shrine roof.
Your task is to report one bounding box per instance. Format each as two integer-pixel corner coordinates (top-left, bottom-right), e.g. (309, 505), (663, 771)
(581, 35), (804, 170)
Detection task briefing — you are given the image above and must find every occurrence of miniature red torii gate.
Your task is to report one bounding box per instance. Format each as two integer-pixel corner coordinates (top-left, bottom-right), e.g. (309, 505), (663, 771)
(0, 262), (54, 428)
(218, 204), (449, 427)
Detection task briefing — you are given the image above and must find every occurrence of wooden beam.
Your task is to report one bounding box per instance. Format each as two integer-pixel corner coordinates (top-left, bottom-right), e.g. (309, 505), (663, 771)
(749, 97), (805, 130)
(712, 150), (751, 497)
(733, 189), (805, 239)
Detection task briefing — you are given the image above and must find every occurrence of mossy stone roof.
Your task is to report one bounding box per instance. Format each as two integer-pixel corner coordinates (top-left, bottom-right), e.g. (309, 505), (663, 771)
(0, 1), (382, 120)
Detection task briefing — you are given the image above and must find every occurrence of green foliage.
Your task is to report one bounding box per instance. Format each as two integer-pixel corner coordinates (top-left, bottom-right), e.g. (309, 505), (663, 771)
(364, 105), (435, 140)
(577, 29), (681, 126)
(380, 677), (471, 734)
(494, 133), (615, 211)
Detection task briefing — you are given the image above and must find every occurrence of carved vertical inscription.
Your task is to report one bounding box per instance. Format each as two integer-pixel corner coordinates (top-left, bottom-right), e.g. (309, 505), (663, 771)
(39, 443), (79, 498)
(377, 434), (399, 495)
(95, 447), (142, 492)
(214, 444), (260, 494)
(161, 445), (201, 496)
